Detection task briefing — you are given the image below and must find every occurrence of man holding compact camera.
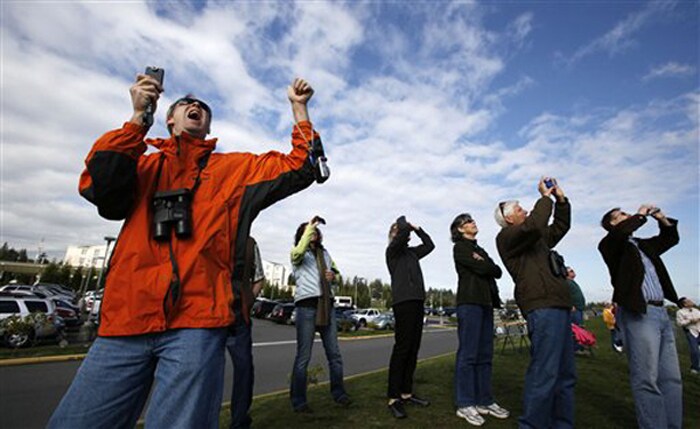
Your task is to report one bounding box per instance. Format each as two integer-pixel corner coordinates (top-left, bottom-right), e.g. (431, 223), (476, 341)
(598, 205), (685, 429)
(494, 177), (575, 429)
(49, 72), (323, 428)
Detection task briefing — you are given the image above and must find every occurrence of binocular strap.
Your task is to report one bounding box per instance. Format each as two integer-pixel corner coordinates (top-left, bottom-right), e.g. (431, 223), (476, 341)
(163, 239), (182, 320)
(153, 152), (211, 322)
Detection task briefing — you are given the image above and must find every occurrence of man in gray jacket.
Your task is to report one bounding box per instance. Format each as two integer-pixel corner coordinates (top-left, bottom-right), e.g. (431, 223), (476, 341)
(494, 177), (575, 429)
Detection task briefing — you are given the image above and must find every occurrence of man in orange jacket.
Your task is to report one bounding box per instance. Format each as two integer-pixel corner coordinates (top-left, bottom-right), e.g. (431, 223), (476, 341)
(49, 73), (321, 428)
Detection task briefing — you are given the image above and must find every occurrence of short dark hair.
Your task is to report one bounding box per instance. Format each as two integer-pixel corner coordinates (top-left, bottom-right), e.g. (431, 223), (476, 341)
(601, 207), (620, 231)
(450, 213), (473, 243)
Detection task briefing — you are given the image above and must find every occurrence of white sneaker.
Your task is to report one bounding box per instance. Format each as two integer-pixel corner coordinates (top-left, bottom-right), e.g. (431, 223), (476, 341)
(691, 369), (699, 375)
(456, 406), (485, 426)
(476, 402), (510, 419)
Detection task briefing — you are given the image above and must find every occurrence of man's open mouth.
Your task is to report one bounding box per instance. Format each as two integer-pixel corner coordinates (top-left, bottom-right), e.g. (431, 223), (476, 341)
(187, 109), (201, 120)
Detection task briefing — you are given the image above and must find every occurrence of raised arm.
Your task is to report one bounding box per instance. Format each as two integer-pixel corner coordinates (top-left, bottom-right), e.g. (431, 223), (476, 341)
(290, 222), (316, 266)
(411, 226), (435, 259)
(78, 74), (161, 220)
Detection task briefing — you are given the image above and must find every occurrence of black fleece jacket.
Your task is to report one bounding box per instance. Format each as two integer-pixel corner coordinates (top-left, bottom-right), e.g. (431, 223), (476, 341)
(386, 216), (435, 306)
(598, 214), (683, 314)
(454, 239), (503, 308)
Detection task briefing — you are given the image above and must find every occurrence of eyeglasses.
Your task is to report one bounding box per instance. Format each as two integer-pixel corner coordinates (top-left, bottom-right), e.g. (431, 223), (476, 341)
(498, 201), (507, 218)
(173, 97), (212, 115)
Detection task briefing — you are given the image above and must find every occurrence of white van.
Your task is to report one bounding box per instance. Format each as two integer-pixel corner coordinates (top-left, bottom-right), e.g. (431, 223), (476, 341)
(334, 296), (353, 309)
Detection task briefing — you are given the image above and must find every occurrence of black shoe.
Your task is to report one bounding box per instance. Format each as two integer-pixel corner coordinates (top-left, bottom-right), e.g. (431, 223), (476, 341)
(403, 395), (430, 407)
(388, 400), (407, 419)
(294, 404), (313, 414)
(336, 395), (352, 407)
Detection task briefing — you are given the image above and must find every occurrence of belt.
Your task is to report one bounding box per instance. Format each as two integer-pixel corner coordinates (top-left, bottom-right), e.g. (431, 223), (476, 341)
(647, 300), (664, 307)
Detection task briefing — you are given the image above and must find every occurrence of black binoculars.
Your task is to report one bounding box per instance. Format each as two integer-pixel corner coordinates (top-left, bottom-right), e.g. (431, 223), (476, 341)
(152, 189), (193, 241)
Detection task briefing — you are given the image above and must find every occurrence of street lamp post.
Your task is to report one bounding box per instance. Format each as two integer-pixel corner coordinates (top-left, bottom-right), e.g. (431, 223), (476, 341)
(94, 236), (116, 293)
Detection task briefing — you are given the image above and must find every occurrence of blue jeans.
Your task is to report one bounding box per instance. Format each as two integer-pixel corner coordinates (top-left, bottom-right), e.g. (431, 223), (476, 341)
(290, 305), (347, 409)
(618, 306), (682, 429)
(48, 328), (228, 429)
(684, 330), (699, 371)
(519, 308), (576, 429)
(226, 320), (254, 429)
(455, 304), (494, 408)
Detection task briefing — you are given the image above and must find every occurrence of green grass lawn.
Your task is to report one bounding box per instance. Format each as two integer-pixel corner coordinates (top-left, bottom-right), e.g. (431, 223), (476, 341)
(226, 317), (699, 428)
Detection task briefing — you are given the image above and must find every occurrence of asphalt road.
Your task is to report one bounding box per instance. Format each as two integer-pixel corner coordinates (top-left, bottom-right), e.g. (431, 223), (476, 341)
(0, 320), (458, 429)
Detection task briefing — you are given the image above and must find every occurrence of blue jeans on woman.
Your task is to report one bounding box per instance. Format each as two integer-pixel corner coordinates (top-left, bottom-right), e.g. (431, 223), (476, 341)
(290, 305), (347, 410)
(48, 328), (228, 429)
(618, 305), (682, 429)
(683, 329), (699, 372)
(455, 304), (494, 408)
(519, 308), (576, 429)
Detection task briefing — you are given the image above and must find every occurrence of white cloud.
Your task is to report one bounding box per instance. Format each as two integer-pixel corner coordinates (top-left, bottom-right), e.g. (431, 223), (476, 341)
(558, 0), (676, 66)
(1, 0), (697, 305)
(642, 62), (696, 81)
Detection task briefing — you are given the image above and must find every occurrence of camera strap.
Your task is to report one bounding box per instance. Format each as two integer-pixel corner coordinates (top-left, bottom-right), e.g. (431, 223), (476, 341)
(155, 151), (211, 320)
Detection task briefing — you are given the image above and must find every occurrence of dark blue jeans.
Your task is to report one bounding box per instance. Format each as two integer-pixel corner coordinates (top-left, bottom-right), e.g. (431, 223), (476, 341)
(685, 330), (699, 371)
(519, 308), (576, 429)
(226, 320), (254, 429)
(455, 304), (494, 408)
(48, 328), (227, 429)
(290, 305), (347, 409)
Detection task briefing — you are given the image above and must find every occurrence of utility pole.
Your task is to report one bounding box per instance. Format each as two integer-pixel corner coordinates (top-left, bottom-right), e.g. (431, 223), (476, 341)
(94, 236), (116, 293)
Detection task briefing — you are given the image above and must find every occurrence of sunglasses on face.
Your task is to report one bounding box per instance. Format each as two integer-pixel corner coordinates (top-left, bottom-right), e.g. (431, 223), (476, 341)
(174, 97), (211, 115)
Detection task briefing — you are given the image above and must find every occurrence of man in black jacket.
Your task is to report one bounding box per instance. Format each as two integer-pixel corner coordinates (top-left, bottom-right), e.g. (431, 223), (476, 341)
(495, 177), (575, 429)
(385, 215), (434, 419)
(598, 205), (684, 429)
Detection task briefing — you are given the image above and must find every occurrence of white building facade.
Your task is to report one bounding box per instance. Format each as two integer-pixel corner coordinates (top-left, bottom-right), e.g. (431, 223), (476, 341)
(63, 244), (112, 268)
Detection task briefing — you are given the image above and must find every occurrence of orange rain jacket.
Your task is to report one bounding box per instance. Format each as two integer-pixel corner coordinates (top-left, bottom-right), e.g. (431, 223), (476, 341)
(79, 121), (317, 336)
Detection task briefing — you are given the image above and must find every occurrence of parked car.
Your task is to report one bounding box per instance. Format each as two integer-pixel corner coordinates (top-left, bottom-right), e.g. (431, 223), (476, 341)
(1, 284), (75, 306)
(269, 303), (295, 325)
(251, 298), (279, 319)
(440, 307), (457, 317)
(351, 308), (383, 328)
(53, 299), (83, 327)
(2, 287), (82, 326)
(336, 308), (359, 332)
(35, 283), (77, 300)
(0, 295), (64, 347)
(372, 312), (395, 330)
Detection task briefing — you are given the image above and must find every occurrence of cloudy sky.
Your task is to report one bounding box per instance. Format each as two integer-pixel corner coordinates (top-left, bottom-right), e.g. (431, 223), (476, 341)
(1, 0), (698, 303)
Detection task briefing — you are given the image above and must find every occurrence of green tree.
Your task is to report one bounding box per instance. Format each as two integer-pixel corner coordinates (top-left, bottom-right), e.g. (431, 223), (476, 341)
(40, 261), (62, 284)
(68, 267), (84, 292)
(58, 264), (73, 286)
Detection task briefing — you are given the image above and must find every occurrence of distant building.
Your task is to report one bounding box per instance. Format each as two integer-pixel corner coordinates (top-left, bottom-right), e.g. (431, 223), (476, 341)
(64, 244), (292, 291)
(63, 244), (112, 268)
(262, 260), (290, 290)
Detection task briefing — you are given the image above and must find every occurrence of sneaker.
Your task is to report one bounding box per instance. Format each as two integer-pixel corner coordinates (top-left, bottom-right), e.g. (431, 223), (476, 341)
(476, 402), (510, 419)
(456, 406), (485, 426)
(613, 344), (624, 353)
(691, 369), (699, 375)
